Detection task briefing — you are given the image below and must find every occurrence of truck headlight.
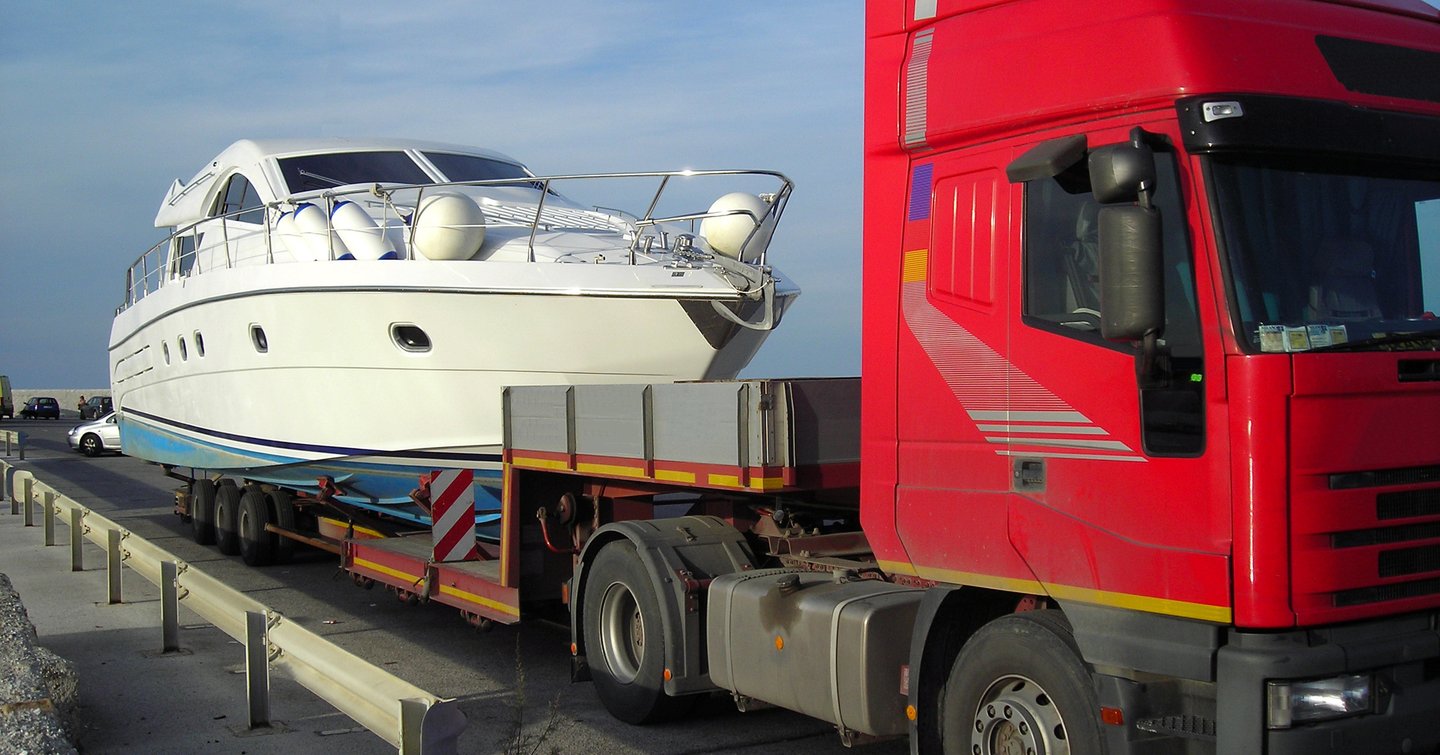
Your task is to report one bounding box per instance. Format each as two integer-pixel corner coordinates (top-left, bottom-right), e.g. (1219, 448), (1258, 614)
(1266, 673), (1373, 729)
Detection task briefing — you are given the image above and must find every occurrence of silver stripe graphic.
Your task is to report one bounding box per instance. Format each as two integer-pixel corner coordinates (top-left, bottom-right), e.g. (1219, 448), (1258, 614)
(914, 0), (937, 20)
(903, 30), (934, 149)
(996, 450), (1147, 463)
(977, 424), (1108, 435)
(969, 410), (1090, 423)
(986, 437), (1134, 452)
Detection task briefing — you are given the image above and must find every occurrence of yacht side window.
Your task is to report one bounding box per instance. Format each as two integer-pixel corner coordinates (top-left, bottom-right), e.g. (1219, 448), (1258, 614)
(214, 174), (265, 224)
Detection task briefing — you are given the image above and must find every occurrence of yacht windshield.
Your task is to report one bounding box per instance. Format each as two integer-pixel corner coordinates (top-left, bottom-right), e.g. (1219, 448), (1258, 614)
(1209, 156), (1440, 352)
(422, 152), (531, 183)
(277, 151), (432, 194)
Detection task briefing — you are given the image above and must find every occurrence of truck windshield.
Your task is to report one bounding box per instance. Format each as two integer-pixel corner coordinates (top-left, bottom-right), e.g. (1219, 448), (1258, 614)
(1209, 156), (1440, 352)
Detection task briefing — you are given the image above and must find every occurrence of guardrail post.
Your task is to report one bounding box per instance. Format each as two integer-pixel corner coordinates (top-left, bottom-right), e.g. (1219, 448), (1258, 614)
(44, 493), (57, 546)
(161, 561), (180, 653)
(70, 508), (84, 571)
(107, 529), (124, 604)
(23, 487), (35, 526)
(245, 611), (271, 728)
(17, 432), (24, 461)
(2, 460), (10, 504)
(22, 477), (34, 516)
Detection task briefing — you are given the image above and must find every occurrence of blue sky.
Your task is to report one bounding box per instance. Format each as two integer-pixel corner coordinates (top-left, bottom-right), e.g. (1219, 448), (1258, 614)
(0, 2), (864, 388)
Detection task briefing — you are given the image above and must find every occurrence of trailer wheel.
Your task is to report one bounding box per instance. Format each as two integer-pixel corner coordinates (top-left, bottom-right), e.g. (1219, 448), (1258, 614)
(190, 480), (217, 545)
(940, 610), (1105, 755)
(583, 540), (693, 724)
(267, 490), (296, 564)
(238, 488), (275, 566)
(213, 482), (242, 555)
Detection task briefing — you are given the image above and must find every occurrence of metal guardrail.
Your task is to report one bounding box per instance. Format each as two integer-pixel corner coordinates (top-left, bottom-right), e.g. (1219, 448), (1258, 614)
(1, 460), (465, 753)
(1, 429), (25, 460)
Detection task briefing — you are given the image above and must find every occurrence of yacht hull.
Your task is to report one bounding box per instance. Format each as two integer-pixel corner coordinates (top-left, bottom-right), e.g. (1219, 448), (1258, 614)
(109, 261), (793, 523)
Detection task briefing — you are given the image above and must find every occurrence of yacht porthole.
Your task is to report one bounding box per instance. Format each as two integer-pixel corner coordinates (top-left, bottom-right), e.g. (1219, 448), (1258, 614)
(162, 342), (171, 365)
(391, 324), (431, 353)
(178, 336), (188, 361)
(194, 331), (205, 357)
(251, 325), (269, 353)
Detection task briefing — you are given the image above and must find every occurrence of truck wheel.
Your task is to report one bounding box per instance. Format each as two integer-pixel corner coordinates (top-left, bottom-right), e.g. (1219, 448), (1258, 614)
(267, 490), (296, 564)
(941, 610), (1105, 755)
(191, 480), (217, 545)
(214, 482), (242, 555)
(583, 540), (693, 724)
(238, 488), (275, 566)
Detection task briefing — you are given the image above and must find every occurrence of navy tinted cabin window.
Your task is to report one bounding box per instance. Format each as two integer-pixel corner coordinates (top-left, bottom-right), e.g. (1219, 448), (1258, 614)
(251, 325), (268, 353)
(277, 151), (431, 193)
(216, 174), (265, 224)
(423, 152), (530, 183)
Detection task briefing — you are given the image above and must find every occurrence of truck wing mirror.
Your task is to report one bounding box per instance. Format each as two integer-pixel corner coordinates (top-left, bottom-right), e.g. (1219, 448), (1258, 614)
(1098, 205), (1164, 341)
(1089, 143), (1157, 204)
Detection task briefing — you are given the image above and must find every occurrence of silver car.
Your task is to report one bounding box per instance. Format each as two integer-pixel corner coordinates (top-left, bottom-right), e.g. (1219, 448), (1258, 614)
(67, 412), (122, 457)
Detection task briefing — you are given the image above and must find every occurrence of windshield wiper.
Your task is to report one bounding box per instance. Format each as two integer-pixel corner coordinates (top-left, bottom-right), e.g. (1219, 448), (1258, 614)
(1309, 330), (1440, 352)
(297, 168), (346, 188)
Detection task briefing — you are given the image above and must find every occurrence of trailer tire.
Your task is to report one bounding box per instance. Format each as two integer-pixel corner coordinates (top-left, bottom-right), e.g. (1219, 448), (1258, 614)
(940, 610), (1105, 755)
(190, 479), (217, 545)
(583, 540), (694, 725)
(214, 482), (242, 555)
(239, 488), (275, 566)
(267, 490), (296, 564)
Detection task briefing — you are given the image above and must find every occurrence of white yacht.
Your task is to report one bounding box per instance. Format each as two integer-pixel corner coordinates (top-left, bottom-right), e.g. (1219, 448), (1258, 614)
(110, 138), (798, 524)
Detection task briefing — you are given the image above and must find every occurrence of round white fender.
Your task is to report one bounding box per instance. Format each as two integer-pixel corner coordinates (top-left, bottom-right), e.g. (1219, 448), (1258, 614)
(291, 202), (347, 260)
(699, 192), (774, 263)
(331, 200), (398, 261)
(411, 192), (486, 261)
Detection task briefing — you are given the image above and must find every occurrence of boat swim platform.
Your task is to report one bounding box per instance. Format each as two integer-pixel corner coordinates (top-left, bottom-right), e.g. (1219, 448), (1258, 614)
(344, 533), (521, 626)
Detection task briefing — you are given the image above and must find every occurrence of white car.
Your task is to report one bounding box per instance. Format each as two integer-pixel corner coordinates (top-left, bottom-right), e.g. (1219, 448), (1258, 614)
(68, 412), (122, 457)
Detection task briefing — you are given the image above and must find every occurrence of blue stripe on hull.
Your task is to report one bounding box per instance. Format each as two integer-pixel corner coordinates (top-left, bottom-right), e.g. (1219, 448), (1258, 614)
(119, 414), (503, 532)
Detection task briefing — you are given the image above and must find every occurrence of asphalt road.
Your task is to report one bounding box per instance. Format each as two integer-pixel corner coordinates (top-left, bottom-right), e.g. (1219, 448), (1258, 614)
(0, 418), (910, 754)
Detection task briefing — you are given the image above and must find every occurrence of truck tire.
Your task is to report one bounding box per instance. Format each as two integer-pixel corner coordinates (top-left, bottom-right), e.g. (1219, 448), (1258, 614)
(214, 482), (242, 555)
(583, 540), (694, 725)
(191, 480), (217, 545)
(267, 489), (296, 564)
(238, 487), (275, 566)
(940, 610), (1105, 755)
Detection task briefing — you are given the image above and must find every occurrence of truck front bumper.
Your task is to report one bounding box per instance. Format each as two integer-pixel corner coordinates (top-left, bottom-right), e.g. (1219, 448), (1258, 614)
(1218, 610), (1440, 754)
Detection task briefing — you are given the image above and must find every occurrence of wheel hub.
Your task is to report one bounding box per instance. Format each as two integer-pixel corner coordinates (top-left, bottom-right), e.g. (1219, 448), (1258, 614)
(973, 675), (1068, 755)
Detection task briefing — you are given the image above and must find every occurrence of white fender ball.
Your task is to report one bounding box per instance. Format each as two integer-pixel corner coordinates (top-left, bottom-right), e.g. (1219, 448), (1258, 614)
(699, 192), (773, 262)
(411, 192), (486, 261)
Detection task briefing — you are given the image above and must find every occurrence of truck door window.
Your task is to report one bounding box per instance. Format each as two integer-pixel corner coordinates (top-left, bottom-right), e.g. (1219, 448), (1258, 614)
(1023, 153), (1201, 355)
(1022, 149), (1206, 455)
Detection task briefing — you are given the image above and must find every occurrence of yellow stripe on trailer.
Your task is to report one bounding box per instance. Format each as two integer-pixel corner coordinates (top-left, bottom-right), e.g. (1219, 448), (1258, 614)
(437, 583), (521, 618)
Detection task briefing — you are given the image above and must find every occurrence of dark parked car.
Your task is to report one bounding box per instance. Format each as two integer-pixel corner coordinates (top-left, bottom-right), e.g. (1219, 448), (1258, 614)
(81, 395), (113, 420)
(19, 396), (61, 420)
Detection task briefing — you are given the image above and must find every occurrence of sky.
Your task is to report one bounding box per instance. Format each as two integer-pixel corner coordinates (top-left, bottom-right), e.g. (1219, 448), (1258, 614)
(0, 1), (863, 389)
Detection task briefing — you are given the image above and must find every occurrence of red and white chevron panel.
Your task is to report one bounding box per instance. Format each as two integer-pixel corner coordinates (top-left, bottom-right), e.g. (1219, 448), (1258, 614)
(430, 469), (478, 562)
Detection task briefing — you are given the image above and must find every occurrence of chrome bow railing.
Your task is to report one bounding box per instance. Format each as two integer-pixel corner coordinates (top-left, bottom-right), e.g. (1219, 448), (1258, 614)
(119, 169), (792, 314)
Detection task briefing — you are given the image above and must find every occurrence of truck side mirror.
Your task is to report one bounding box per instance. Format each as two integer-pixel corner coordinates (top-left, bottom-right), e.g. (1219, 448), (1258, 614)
(1098, 205), (1164, 341)
(1089, 143), (1157, 204)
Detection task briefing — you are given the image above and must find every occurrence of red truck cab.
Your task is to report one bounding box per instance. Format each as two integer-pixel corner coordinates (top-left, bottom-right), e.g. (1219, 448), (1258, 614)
(863, 0), (1440, 751)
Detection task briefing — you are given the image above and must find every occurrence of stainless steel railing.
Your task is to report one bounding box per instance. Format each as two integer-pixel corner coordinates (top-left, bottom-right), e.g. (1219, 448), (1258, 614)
(119, 169), (792, 314)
